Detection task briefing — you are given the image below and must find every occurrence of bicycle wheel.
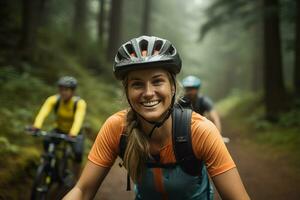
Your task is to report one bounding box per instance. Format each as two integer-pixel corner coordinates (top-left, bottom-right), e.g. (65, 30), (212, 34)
(31, 163), (52, 200)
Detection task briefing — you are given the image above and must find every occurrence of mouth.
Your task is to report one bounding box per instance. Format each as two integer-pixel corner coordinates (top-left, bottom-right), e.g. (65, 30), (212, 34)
(141, 100), (161, 107)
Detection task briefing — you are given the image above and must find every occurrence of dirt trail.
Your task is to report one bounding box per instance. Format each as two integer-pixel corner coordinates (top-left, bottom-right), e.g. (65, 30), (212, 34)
(214, 122), (300, 200)
(94, 123), (300, 200)
(95, 158), (135, 200)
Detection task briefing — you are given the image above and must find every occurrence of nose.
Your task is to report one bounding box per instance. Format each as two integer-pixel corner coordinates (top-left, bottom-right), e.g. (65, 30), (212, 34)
(143, 82), (155, 99)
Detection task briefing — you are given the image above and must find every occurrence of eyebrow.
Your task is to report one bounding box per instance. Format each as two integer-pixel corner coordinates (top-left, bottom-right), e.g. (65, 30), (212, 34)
(152, 74), (164, 79)
(128, 73), (164, 81)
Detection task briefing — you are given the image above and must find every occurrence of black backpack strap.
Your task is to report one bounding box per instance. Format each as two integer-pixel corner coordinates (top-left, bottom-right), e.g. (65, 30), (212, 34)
(119, 134), (127, 160)
(118, 134), (131, 191)
(54, 95), (61, 113)
(177, 96), (192, 109)
(172, 106), (203, 176)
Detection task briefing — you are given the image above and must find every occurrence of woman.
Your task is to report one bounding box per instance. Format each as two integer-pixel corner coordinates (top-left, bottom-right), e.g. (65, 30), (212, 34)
(63, 36), (250, 200)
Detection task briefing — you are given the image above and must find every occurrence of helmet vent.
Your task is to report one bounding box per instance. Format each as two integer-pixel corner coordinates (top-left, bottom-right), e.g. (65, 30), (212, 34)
(116, 52), (123, 62)
(113, 36), (182, 80)
(153, 40), (163, 54)
(167, 45), (175, 56)
(125, 43), (135, 57)
(139, 39), (148, 52)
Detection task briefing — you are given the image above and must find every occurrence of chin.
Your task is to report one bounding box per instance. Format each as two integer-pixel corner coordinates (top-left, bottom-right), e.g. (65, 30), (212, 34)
(140, 111), (165, 122)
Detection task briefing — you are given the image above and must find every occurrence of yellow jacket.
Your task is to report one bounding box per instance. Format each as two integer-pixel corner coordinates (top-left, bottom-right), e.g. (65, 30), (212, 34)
(34, 95), (87, 136)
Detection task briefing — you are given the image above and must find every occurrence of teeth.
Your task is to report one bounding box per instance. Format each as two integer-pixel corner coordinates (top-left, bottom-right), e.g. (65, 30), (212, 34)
(142, 100), (159, 107)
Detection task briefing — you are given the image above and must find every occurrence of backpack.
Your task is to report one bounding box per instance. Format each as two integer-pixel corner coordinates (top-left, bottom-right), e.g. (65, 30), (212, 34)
(178, 96), (212, 116)
(118, 105), (203, 190)
(54, 95), (81, 114)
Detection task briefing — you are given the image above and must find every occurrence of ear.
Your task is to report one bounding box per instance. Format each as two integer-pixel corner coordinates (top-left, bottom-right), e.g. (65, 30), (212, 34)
(171, 85), (175, 95)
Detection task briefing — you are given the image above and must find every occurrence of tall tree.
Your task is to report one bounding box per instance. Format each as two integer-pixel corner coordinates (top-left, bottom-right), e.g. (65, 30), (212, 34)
(19, 0), (41, 55)
(106, 0), (123, 61)
(252, 19), (264, 92)
(295, 0), (300, 96)
(141, 0), (151, 35)
(263, 0), (286, 120)
(73, 0), (89, 50)
(98, 0), (105, 46)
(199, 0), (286, 120)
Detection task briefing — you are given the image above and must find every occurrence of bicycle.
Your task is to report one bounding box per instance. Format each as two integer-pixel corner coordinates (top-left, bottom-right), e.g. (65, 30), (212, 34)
(25, 128), (77, 200)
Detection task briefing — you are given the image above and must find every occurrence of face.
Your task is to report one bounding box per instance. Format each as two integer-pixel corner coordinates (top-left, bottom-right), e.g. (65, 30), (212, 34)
(126, 68), (175, 122)
(184, 87), (198, 100)
(59, 86), (74, 101)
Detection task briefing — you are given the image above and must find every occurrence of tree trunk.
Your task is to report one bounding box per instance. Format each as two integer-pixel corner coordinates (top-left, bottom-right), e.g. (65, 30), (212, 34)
(98, 0), (105, 46)
(106, 0), (123, 61)
(294, 0), (300, 96)
(141, 0), (151, 35)
(263, 0), (286, 120)
(252, 23), (264, 92)
(19, 0), (40, 53)
(38, 0), (51, 26)
(251, 0), (264, 92)
(73, 0), (88, 50)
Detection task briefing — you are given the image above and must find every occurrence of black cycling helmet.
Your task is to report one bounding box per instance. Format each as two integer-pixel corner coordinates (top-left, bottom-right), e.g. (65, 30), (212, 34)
(57, 76), (77, 89)
(113, 35), (182, 80)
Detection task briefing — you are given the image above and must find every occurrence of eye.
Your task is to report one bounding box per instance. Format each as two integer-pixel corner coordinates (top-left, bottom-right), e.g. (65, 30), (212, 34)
(152, 78), (165, 86)
(129, 81), (144, 88)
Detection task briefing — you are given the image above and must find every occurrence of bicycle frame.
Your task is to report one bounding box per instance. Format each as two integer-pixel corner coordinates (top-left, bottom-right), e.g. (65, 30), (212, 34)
(26, 129), (76, 200)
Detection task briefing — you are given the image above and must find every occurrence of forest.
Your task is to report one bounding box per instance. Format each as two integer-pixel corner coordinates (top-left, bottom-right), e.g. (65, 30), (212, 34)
(0, 0), (299, 199)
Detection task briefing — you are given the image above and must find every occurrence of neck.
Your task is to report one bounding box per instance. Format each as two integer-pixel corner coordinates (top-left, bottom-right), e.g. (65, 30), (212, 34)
(62, 96), (72, 103)
(139, 115), (172, 143)
(190, 94), (199, 104)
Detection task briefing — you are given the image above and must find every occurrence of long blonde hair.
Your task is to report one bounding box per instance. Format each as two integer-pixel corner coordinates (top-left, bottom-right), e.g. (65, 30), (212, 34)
(122, 72), (179, 182)
(123, 109), (151, 182)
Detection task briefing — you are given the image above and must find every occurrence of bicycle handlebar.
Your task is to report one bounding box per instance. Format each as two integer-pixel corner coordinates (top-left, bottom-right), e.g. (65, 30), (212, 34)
(25, 127), (76, 143)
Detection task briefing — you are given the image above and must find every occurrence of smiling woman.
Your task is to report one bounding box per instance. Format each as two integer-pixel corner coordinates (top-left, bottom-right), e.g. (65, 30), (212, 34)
(63, 36), (250, 200)
(126, 69), (174, 122)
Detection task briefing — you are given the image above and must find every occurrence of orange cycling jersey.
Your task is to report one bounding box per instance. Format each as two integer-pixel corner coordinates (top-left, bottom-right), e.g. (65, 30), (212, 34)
(88, 110), (235, 177)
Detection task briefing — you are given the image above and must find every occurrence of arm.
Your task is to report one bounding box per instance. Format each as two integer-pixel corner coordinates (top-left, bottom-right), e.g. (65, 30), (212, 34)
(33, 96), (56, 129)
(191, 117), (248, 199)
(200, 96), (222, 133)
(70, 99), (87, 136)
(212, 168), (250, 200)
(63, 160), (110, 200)
(206, 109), (222, 133)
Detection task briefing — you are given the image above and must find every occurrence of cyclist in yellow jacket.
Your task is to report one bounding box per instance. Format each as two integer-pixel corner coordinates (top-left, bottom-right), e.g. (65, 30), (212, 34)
(33, 76), (87, 162)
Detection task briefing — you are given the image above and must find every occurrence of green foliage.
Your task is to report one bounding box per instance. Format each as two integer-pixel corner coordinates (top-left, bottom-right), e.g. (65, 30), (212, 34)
(0, 0), (121, 197)
(0, 146), (39, 200)
(0, 65), (53, 106)
(219, 91), (300, 166)
(0, 47), (121, 198)
(0, 66), (54, 141)
(218, 91), (300, 130)
(255, 128), (300, 149)
(278, 109), (300, 127)
(199, 0), (260, 41)
(0, 137), (19, 154)
(216, 90), (263, 117)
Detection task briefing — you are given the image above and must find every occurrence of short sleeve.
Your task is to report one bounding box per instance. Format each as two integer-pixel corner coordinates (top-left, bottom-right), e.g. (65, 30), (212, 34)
(191, 112), (236, 177)
(88, 110), (127, 167)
